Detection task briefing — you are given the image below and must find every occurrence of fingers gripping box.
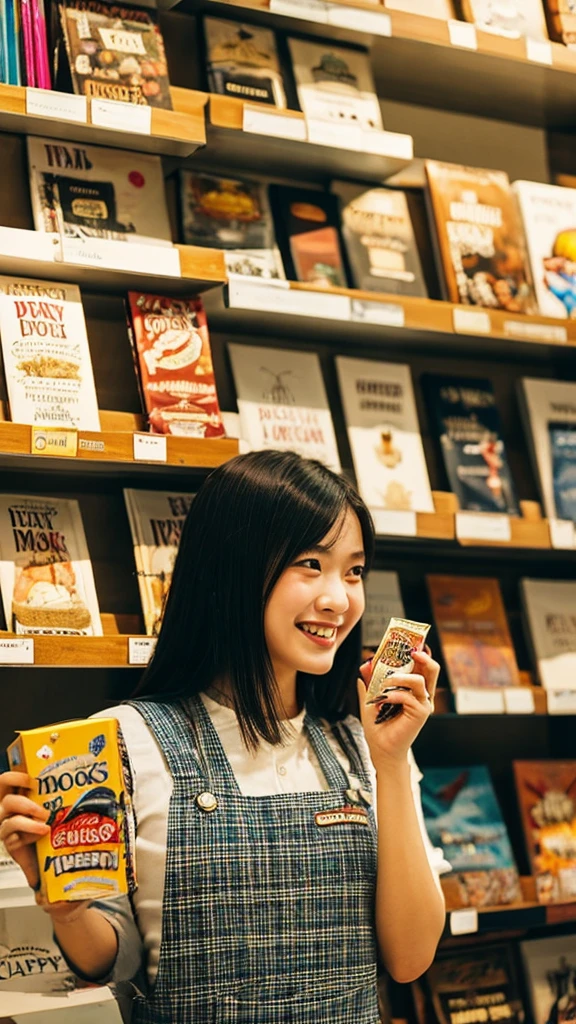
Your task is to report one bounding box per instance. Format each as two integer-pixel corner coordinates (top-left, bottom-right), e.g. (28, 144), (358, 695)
(7, 719), (136, 903)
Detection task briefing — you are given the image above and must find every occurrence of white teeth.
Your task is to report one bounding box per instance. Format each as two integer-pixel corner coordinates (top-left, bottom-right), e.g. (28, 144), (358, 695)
(300, 624), (336, 638)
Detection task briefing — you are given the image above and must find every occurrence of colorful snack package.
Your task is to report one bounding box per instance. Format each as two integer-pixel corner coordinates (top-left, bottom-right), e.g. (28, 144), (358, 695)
(365, 616), (431, 706)
(7, 718), (136, 903)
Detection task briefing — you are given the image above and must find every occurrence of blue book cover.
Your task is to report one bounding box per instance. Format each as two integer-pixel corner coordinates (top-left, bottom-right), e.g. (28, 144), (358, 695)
(0, 0), (7, 83)
(5, 0), (22, 85)
(425, 375), (519, 514)
(550, 422), (576, 522)
(421, 765), (521, 907)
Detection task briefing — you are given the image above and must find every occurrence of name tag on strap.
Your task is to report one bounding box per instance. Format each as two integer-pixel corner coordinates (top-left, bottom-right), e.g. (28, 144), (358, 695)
(315, 807), (369, 827)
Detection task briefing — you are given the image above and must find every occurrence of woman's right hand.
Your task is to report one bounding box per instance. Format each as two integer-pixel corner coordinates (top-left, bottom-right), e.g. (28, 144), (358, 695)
(0, 770), (49, 891)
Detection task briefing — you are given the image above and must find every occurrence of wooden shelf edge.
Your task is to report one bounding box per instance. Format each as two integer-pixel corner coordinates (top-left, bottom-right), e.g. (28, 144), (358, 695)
(0, 632), (144, 668)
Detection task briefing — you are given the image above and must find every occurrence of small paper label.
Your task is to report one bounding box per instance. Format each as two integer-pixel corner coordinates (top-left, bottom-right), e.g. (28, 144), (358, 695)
(455, 689), (505, 714)
(91, 98), (151, 135)
(133, 433), (167, 462)
(359, 129), (413, 160)
(31, 427), (78, 458)
(270, 0), (329, 22)
(526, 37), (553, 65)
(243, 105), (307, 142)
(453, 307), (491, 334)
(448, 19), (477, 49)
(547, 689), (576, 715)
(327, 5), (392, 35)
(306, 117), (362, 150)
(351, 299), (405, 327)
(504, 688), (535, 714)
(227, 277), (351, 320)
(503, 319), (567, 344)
(128, 637), (157, 665)
(549, 518), (575, 549)
(57, 238), (180, 278)
(221, 411), (241, 440)
(456, 512), (512, 543)
(26, 88), (87, 123)
(450, 909), (479, 936)
(371, 509), (417, 537)
(0, 639), (34, 665)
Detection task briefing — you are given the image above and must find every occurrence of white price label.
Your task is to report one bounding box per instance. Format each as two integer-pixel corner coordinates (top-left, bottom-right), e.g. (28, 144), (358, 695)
(456, 512), (512, 544)
(360, 129), (413, 160)
(526, 37), (553, 65)
(547, 689), (576, 715)
(227, 277), (351, 320)
(453, 307), (491, 334)
(504, 688), (535, 714)
(26, 88), (86, 123)
(91, 98), (151, 135)
(57, 238), (180, 278)
(133, 433), (167, 463)
(549, 519), (575, 549)
(503, 319), (567, 344)
(371, 509), (417, 537)
(0, 639), (34, 665)
(243, 105), (307, 141)
(0, 227), (55, 264)
(450, 909), (479, 936)
(351, 299), (405, 327)
(448, 19), (477, 49)
(270, 0), (329, 22)
(327, 5), (391, 35)
(306, 117), (362, 150)
(455, 689), (505, 714)
(128, 637), (157, 666)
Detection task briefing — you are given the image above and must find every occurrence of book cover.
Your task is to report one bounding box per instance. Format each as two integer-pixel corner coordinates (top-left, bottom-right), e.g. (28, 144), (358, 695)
(428, 574), (521, 690)
(0, 275), (100, 431)
(519, 377), (576, 521)
(521, 935), (576, 1024)
(124, 488), (193, 636)
(421, 765), (521, 908)
(550, 422), (576, 520)
(424, 374), (519, 514)
(384, 0), (453, 15)
(0, 905), (75, 993)
(425, 160), (536, 312)
(20, 0), (36, 86)
(514, 760), (576, 903)
(58, 0), (172, 108)
(544, 1), (576, 48)
(269, 184), (348, 287)
(514, 180), (576, 319)
(521, 578), (576, 691)
(27, 136), (172, 245)
(462, 0), (548, 37)
(5, 0), (22, 84)
(203, 17), (286, 107)
(426, 945), (526, 1024)
(126, 293), (225, 438)
(228, 342), (341, 470)
(179, 171), (284, 280)
(363, 570), (404, 648)
(32, 0), (50, 88)
(0, 494), (102, 636)
(336, 356), (434, 513)
(287, 38), (383, 133)
(332, 181), (427, 297)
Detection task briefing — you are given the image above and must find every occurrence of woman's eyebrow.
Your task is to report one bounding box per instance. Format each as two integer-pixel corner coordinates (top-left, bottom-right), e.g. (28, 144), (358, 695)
(304, 545), (366, 560)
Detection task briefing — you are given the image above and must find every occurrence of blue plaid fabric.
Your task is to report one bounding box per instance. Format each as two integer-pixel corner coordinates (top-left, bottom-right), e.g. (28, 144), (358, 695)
(128, 697), (379, 1024)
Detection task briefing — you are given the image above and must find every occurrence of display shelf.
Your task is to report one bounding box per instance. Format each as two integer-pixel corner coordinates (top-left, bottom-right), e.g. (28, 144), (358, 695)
(431, 674), (548, 717)
(0, 84), (206, 156)
(0, 615), (151, 668)
(442, 876), (576, 940)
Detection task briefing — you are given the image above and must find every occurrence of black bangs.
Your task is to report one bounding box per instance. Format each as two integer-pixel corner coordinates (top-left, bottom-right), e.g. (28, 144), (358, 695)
(133, 450), (375, 748)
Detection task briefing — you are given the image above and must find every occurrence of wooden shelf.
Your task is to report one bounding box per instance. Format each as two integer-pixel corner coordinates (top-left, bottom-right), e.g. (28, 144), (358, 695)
(0, 615), (149, 668)
(441, 876), (576, 940)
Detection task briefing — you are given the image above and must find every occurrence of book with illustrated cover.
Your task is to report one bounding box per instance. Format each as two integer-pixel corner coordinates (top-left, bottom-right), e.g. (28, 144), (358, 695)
(421, 766), (521, 908)
(0, 494), (102, 636)
(426, 945), (526, 1024)
(269, 185), (348, 287)
(428, 575), (521, 690)
(521, 578), (576, 691)
(424, 374), (519, 515)
(545, 1), (576, 48)
(124, 489), (193, 636)
(332, 181), (427, 297)
(27, 136), (172, 245)
(287, 38), (383, 133)
(0, 275), (100, 431)
(462, 0), (548, 37)
(521, 935), (576, 1024)
(384, 0), (453, 15)
(514, 760), (576, 904)
(0, 905), (75, 993)
(203, 17), (286, 107)
(514, 180), (576, 319)
(519, 377), (576, 521)
(363, 571), (404, 648)
(58, 0), (171, 108)
(425, 160), (536, 312)
(336, 356), (434, 514)
(179, 171), (284, 280)
(228, 343), (341, 470)
(126, 292), (225, 438)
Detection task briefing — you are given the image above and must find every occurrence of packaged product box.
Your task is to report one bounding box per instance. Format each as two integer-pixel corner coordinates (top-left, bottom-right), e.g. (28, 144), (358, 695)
(7, 718), (135, 904)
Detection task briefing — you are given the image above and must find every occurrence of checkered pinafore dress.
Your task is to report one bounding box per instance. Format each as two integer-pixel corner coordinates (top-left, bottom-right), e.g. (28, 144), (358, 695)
(128, 695), (380, 1024)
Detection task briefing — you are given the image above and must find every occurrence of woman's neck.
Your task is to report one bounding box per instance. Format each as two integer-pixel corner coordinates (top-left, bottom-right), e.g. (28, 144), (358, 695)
(206, 670), (301, 720)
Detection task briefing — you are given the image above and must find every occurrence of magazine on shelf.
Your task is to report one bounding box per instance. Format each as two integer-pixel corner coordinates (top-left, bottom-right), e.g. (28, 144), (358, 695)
(363, 570), (404, 648)
(126, 292), (225, 438)
(332, 181), (427, 297)
(425, 160), (535, 312)
(0, 275), (100, 431)
(426, 945), (526, 1024)
(462, 0), (548, 38)
(513, 760), (576, 903)
(427, 574), (521, 690)
(521, 578), (576, 691)
(544, 1), (576, 48)
(514, 180), (576, 319)
(179, 171), (284, 279)
(0, 494), (102, 636)
(336, 356), (434, 514)
(124, 489), (193, 636)
(424, 374), (519, 515)
(287, 37), (383, 133)
(420, 765), (521, 907)
(27, 136), (172, 245)
(57, 0), (172, 107)
(3, 0), (23, 85)
(521, 934), (576, 1024)
(518, 377), (576, 521)
(203, 16), (287, 107)
(228, 343), (341, 470)
(549, 422), (576, 521)
(0, 904), (75, 994)
(269, 184), (348, 287)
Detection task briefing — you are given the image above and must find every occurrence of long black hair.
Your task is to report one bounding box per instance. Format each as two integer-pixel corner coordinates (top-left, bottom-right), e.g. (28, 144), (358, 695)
(134, 450), (375, 747)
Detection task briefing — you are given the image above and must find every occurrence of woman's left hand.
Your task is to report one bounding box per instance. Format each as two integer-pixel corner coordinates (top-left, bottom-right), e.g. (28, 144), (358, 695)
(357, 649), (440, 773)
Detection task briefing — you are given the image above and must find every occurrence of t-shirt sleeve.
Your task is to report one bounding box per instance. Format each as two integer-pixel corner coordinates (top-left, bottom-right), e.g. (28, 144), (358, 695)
(55, 894), (144, 986)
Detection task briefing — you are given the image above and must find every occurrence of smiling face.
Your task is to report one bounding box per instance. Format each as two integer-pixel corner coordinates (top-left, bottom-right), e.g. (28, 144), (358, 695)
(263, 508), (366, 697)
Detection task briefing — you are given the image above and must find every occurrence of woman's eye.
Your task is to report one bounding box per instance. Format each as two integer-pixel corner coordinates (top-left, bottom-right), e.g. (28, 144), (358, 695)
(296, 558), (322, 571)
(349, 565), (365, 578)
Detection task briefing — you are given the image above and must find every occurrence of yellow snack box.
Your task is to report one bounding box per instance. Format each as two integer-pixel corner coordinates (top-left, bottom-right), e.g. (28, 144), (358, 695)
(7, 718), (136, 904)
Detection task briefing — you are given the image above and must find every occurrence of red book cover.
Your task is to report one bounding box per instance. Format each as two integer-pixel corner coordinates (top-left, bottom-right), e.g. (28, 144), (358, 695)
(127, 293), (225, 438)
(513, 760), (576, 904)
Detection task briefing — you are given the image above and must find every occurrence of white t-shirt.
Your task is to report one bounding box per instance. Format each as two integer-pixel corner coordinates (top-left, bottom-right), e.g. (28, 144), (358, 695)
(91, 695), (450, 986)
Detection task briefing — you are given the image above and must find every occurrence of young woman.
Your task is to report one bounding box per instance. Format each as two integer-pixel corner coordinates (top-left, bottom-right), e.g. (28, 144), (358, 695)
(0, 450), (447, 1023)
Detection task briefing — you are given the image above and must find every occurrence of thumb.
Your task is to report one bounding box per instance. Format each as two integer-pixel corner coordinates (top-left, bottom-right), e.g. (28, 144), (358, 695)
(359, 660), (373, 686)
